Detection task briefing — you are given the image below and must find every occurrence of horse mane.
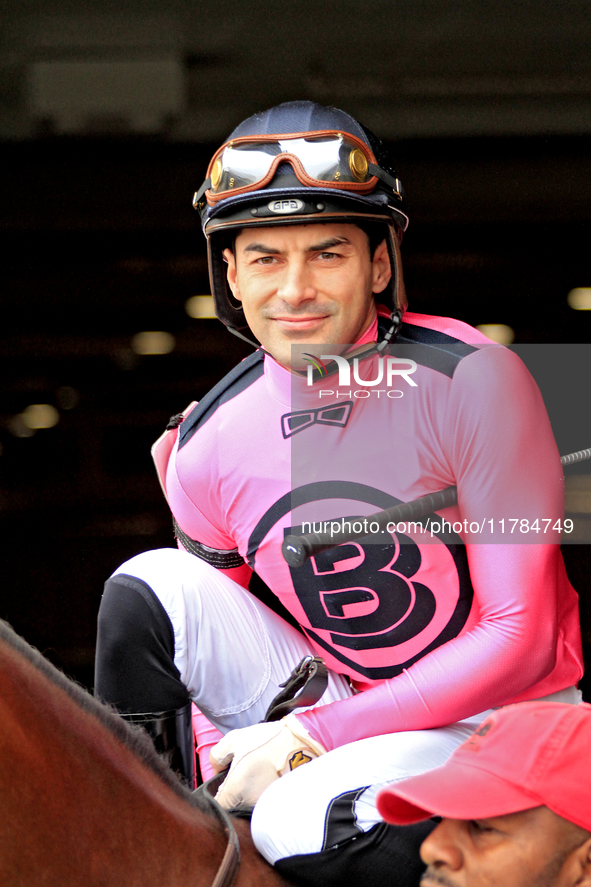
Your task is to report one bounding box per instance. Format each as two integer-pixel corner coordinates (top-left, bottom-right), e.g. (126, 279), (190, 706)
(0, 618), (201, 808)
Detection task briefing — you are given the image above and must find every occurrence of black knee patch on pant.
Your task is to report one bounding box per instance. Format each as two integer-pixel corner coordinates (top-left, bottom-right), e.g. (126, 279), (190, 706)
(323, 787), (369, 848)
(274, 819), (436, 887)
(94, 574), (190, 712)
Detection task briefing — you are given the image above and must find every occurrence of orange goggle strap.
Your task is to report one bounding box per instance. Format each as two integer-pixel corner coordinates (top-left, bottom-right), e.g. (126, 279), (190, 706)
(193, 130), (403, 208)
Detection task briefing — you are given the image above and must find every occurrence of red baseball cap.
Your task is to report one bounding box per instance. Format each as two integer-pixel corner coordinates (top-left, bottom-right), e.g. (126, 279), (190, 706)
(377, 701), (591, 833)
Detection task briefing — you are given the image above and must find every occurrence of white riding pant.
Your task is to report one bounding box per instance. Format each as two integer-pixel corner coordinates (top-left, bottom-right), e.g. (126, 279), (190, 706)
(112, 547), (581, 864)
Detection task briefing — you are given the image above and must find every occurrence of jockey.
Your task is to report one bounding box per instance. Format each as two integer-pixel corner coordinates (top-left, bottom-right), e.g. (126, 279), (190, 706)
(95, 101), (584, 887)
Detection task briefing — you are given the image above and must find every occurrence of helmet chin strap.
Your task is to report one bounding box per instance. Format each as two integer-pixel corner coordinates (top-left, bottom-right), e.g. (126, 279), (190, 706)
(299, 308), (402, 382)
(376, 308), (402, 352)
(226, 324), (267, 352)
(226, 309), (403, 381)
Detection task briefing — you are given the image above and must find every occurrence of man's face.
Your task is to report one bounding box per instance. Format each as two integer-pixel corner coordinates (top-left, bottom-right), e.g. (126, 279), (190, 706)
(223, 222), (391, 371)
(420, 808), (591, 887)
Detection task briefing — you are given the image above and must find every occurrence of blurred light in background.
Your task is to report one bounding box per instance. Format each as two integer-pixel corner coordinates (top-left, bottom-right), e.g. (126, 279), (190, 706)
(56, 386), (80, 410)
(23, 404), (60, 430)
(8, 416), (35, 438)
(9, 404), (60, 437)
(131, 331), (176, 355)
(565, 475), (591, 514)
(567, 288), (591, 310)
(185, 295), (216, 319)
(475, 323), (515, 344)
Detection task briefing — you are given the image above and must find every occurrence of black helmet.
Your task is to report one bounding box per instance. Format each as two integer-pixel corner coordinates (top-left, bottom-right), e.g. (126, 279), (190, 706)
(193, 101), (408, 337)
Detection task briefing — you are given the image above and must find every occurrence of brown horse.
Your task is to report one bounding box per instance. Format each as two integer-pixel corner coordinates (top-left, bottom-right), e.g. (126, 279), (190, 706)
(0, 618), (291, 887)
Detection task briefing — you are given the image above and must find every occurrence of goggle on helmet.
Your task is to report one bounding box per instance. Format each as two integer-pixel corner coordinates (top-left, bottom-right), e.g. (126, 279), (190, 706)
(193, 101), (409, 339)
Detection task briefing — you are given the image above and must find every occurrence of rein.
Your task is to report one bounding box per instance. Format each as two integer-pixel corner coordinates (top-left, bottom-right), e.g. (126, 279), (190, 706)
(194, 655), (329, 887)
(195, 774), (241, 887)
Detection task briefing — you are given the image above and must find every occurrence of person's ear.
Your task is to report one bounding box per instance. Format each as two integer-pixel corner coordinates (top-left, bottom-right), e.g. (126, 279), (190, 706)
(223, 248), (241, 302)
(371, 239), (392, 294)
(570, 837), (591, 887)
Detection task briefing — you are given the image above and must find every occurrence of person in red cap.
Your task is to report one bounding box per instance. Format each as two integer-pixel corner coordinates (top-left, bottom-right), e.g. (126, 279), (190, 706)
(377, 701), (591, 887)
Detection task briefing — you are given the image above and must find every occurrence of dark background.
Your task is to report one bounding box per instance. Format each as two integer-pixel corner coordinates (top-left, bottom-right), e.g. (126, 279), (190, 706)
(1, 0), (591, 695)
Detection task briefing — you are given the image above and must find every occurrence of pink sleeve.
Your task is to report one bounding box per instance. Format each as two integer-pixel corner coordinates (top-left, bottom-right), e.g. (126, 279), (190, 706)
(298, 347), (578, 750)
(192, 705), (223, 782)
(300, 544), (565, 750)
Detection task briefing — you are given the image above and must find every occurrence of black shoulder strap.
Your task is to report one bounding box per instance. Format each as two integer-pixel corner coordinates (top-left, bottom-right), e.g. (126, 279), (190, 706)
(178, 350), (265, 448)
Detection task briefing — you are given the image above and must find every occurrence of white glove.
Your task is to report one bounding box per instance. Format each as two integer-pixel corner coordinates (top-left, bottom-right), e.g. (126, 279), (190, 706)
(210, 714), (326, 810)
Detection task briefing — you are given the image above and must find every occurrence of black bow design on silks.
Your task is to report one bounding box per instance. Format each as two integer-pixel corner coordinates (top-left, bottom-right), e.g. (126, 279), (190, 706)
(280, 401), (353, 439)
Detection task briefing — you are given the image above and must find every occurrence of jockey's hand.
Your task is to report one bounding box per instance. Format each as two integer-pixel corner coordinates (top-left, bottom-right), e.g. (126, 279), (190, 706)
(210, 713), (326, 810)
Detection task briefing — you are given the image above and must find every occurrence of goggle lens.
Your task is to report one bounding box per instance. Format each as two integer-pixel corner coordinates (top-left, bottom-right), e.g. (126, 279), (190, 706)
(208, 134), (373, 195)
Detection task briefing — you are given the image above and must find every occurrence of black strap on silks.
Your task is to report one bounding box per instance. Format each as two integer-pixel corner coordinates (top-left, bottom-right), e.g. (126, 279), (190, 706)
(263, 655), (328, 722)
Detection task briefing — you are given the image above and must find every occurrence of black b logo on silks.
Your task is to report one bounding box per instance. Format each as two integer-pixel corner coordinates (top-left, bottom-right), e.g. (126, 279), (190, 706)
(289, 525), (435, 647)
(247, 481), (474, 681)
